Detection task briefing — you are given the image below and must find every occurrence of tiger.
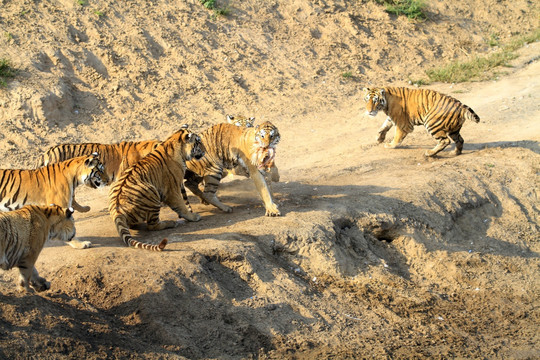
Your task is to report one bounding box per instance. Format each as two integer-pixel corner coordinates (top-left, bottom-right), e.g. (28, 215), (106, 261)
(225, 115), (280, 183)
(363, 87), (480, 157)
(37, 140), (160, 182)
(108, 126), (205, 251)
(226, 114), (255, 128)
(184, 121), (281, 217)
(0, 152), (107, 249)
(0, 205), (75, 292)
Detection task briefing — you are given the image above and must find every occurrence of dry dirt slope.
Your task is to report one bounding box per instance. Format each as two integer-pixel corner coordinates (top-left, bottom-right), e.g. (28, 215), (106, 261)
(0, 0), (539, 359)
(0, 52), (538, 359)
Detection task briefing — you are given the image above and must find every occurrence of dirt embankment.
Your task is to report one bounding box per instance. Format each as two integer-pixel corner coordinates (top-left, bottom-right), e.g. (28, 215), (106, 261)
(0, 0), (539, 359)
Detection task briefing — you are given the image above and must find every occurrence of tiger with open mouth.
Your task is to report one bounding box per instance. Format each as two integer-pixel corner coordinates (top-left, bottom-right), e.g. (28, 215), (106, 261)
(185, 121), (281, 216)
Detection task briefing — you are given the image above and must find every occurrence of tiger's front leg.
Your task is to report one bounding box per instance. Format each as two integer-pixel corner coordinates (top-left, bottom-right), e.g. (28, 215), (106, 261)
(165, 191), (201, 222)
(377, 117), (394, 143)
(384, 126), (408, 149)
(248, 164), (280, 217)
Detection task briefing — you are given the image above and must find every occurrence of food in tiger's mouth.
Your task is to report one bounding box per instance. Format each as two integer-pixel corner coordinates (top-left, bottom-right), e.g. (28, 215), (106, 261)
(257, 147), (276, 170)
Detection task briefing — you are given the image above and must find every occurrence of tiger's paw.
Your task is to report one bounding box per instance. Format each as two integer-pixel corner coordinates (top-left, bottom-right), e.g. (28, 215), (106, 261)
(31, 279), (51, 292)
(265, 204), (281, 217)
(183, 212), (201, 222)
(219, 205), (233, 213)
(384, 143), (398, 149)
(376, 133), (386, 143)
(67, 239), (92, 249)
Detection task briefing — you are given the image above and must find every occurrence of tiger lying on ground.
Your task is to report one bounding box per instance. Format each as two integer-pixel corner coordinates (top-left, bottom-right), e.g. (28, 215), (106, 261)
(108, 126), (205, 251)
(0, 153), (107, 249)
(185, 121), (281, 216)
(37, 140), (160, 182)
(363, 87), (480, 157)
(225, 115), (280, 183)
(0, 205), (75, 292)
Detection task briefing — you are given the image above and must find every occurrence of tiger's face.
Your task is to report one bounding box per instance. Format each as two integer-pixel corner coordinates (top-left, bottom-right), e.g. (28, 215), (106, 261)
(253, 122), (280, 170)
(83, 153), (110, 188)
(179, 127), (205, 161)
(48, 206), (77, 243)
(227, 115), (255, 128)
(363, 87), (387, 117)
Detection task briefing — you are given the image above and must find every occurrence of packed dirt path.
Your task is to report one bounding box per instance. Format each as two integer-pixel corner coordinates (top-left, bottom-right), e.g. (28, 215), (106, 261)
(1, 44), (539, 359)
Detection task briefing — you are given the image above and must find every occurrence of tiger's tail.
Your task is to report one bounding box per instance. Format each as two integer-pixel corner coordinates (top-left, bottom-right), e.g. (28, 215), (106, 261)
(464, 105), (480, 123)
(113, 214), (167, 251)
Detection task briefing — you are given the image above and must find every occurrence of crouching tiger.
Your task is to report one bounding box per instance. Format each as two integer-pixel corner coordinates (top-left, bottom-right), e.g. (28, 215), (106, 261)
(363, 87), (480, 157)
(108, 126), (205, 251)
(0, 153), (107, 249)
(0, 205), (75, 292)
(185, 121), (281, 216)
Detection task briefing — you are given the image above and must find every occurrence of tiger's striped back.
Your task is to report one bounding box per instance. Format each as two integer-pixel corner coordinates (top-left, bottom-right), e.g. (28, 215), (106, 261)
(0, 153), (108, 212)
(37, 140), (160, 182)
(363, 86), (479, 156)
(108, 128), (204, 251)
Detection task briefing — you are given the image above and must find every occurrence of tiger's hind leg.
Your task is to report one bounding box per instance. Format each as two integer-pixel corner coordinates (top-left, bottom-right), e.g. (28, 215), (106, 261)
(18, 265), (50, 292)
(190, 171), (232, 213)
(425, 132), (451, 157)
(448, 131), (464, 155)
(184, 172), (209, 205)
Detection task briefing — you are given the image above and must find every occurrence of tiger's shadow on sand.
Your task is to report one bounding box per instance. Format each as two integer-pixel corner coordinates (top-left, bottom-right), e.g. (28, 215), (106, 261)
(375, 139), (539, 156)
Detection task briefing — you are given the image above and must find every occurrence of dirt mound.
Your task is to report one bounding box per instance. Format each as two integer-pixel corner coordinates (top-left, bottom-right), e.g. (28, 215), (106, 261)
(1, 0), (539, 358)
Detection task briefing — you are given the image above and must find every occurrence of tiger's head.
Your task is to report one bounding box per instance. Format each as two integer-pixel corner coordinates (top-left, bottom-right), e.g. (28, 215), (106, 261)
(363, 87), (387, 117)
(175, 125), (205, 161)
(227, 115), (255, 128)
(83, 153), (110, 188)
(252, 121), (280, 170)
(47, 205), (77, 243)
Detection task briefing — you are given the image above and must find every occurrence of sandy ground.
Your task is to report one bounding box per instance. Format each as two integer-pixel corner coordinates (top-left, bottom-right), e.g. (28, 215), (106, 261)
(0, 1), (539, 359)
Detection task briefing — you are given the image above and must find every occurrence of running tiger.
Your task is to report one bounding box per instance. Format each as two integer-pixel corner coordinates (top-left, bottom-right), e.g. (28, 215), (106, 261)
(363, 87), (480, 156)
(108, 126), (205, 251)
(37, 140), (160, 182)
(185, 121), (281, 216)
(0, 205), (75, 292)
(225, 115), (280, 183)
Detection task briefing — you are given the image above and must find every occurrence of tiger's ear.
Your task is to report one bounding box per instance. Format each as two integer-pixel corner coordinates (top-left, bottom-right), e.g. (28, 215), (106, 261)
(181, 124), (189, 129)
(379, 88), (385, 96)
(226, 115), (234, 122)
(66, 207), (74, 218)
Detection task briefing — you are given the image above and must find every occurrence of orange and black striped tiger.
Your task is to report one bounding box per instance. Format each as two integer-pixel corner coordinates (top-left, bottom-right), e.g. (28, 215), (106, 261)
(363, 87), (480, 156)
(225, 115), (280, 183)
(185, 121), (281, 216)
(108, 126), (205, 251)
(0, 153), (106, 249)
(37, 140), (160, 182)
(0, 205), (75, 292)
